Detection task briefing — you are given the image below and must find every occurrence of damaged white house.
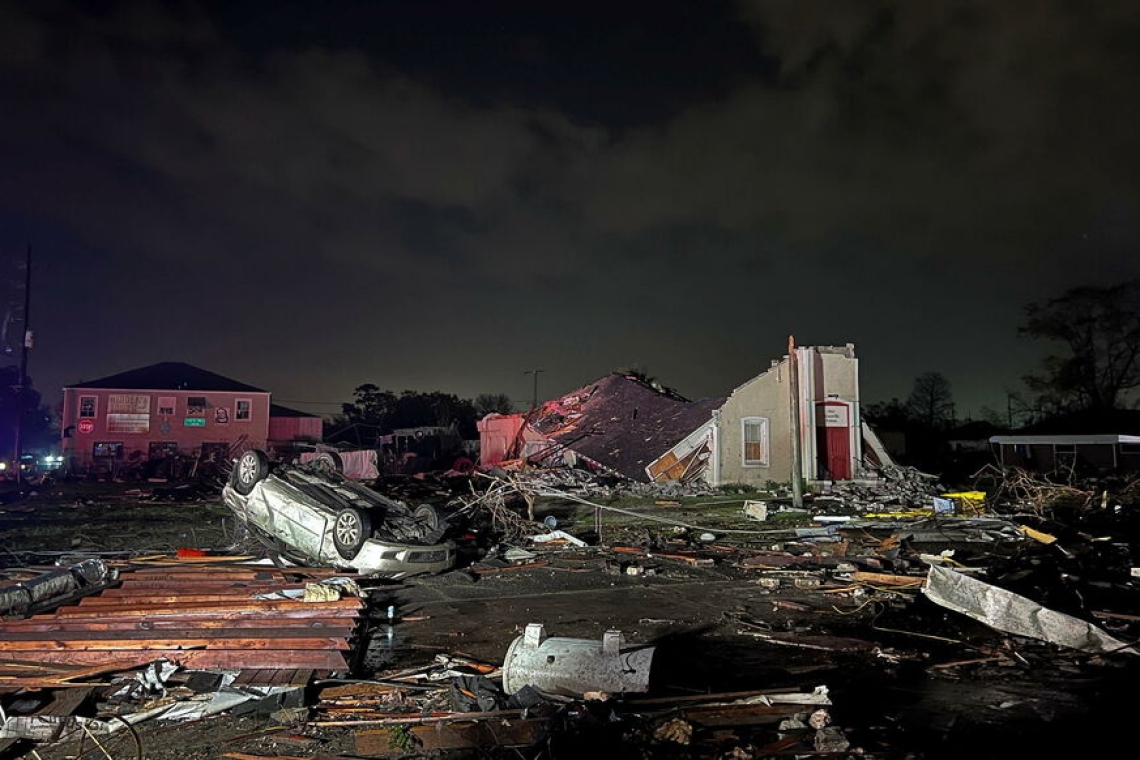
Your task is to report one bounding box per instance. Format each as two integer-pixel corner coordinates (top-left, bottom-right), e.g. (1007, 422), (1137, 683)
(480, 343), (891, 487)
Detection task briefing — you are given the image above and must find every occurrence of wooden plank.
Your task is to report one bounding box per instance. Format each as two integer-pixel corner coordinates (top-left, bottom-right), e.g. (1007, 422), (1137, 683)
(355, 718), (548, 756)
(0, 617), (355, 633)
(118, 571), (277, 580)
(6, 649), (349, 670)
(270, 669), (298, 686)
(609, 546), (715, 566)
(79, 593), (319, 604)
(850, 571), (924, 587)
(471, 562), (549, 575)
(100, 582), (309, 593)
(50, 598), (362, 617)
(677, 702), (809, 727)
(0, 661), (140, 682)
(246, 669), (276, 686)
(16, 607), (361, 624)
(0, 636), (349, 651)
(0, 628), (354, 642)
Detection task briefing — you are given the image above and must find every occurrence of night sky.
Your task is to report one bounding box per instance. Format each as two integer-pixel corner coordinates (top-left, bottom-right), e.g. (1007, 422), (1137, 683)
(2, 0), (1138, 420)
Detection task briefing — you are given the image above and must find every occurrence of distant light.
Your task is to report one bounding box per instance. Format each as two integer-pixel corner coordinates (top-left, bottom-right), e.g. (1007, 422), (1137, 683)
(0, 462), (6, 471)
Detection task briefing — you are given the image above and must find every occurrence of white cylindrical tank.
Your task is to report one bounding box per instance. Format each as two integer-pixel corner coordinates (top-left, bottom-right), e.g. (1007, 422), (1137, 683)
(501, 623), (655, 697)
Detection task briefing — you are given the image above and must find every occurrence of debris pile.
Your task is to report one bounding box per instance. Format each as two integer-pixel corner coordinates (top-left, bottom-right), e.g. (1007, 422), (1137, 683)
(814, 464), (946, 510)
(0, 562), (365, 670)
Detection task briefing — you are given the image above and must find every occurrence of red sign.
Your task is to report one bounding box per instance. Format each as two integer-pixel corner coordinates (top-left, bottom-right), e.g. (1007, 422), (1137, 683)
(77, 419), (95, 434)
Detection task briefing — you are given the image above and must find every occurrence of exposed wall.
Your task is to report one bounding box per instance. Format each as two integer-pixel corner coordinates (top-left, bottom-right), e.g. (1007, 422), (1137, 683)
(712, 357), (794, 488)
(710, 345), (861, 487)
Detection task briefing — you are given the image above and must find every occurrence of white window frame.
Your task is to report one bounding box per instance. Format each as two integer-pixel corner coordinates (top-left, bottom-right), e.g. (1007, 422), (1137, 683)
(157, 396), (176, 416)
(79, 396), (98, 418)
(235, 398), (252, 422)
(742, 416), (770, 467)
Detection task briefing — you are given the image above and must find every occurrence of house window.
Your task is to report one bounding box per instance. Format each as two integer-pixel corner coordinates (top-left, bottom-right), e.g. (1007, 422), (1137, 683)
(79, 396), (97, 418)
(158, 397), (176, 416)
(149, 442), (179, 459)
(235, 398), (252, 421)
(93, 441), (124, 459)
(742, 417), (770, 467)
(185, 396), (207, 426)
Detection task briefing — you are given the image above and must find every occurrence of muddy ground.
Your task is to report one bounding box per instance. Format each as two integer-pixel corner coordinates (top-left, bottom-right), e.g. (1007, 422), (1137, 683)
(2, 478), (1138, 759)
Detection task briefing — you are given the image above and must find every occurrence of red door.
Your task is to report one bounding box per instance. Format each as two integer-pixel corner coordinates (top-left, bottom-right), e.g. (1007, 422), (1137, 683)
(816, 402), (852, 480)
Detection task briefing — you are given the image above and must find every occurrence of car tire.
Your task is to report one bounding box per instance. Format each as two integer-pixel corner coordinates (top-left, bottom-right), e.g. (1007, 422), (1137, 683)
(333, 507), (372, 560)
(311, 451), (344, 475)
(413, 504), (449, 543)
(232, 450), (270, 495)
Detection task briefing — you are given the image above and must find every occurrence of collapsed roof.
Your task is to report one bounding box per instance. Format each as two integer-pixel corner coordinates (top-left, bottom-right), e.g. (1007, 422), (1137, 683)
(522, 373), (725, 481)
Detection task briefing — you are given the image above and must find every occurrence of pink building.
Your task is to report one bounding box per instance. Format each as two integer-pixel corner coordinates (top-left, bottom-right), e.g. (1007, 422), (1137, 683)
(60, 362), (280, 472)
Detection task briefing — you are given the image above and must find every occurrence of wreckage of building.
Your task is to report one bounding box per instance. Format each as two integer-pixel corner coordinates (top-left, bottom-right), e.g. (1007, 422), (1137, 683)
(479, 344), (889, 487)
(477, 372), (724, 482)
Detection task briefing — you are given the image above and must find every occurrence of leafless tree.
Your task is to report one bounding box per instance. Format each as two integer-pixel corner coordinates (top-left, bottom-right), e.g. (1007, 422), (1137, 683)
(1020, 280), (1140, 412)
(906, 372), (955, 430)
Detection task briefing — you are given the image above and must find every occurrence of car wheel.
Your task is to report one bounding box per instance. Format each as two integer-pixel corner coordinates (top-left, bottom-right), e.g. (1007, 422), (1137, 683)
(413, 504), (449, 543)
(311, 451), (344, 475)
(232, 450), (270, 495)
(333, 507), (372, 560)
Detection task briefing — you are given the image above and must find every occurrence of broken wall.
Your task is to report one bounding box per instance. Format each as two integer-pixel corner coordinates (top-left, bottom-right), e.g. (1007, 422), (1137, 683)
(712, 346), (860, 488)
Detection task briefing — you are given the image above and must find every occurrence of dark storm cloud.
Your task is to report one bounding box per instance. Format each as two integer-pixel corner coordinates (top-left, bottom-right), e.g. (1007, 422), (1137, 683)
(0, 9), (593, 269)
(1, 0), (1138, 416)
(581, 0), (1139, 264)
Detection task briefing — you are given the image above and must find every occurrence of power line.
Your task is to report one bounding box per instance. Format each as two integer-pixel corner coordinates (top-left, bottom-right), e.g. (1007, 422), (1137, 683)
(523, 369), (544, 410)
(275, 398), (347, 407)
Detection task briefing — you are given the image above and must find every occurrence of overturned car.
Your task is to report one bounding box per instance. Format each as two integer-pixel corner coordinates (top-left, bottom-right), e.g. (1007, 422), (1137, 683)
(221, 449), (456, 579)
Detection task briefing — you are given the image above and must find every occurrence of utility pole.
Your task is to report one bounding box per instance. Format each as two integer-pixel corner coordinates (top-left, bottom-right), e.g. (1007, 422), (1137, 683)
(12, 245), (31, 486)
(788, 335), (804, 509)
(524, 369), (544, 411)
